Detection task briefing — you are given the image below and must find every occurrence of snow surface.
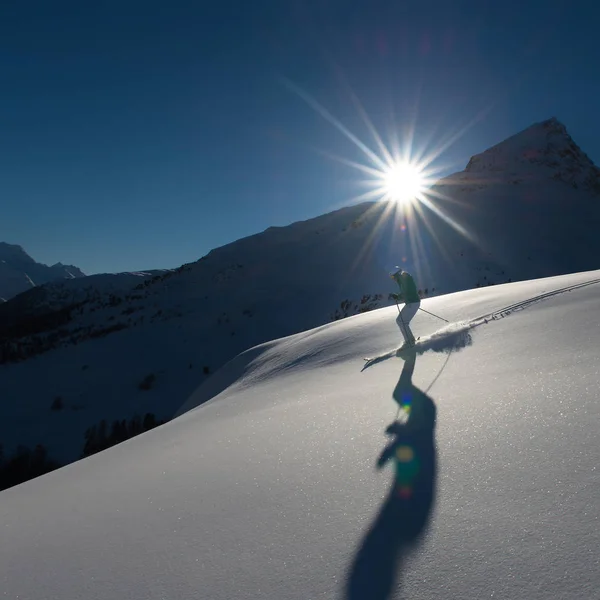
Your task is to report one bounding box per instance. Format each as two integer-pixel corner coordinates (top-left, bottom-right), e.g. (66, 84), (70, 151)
(1, 270), (599, 599)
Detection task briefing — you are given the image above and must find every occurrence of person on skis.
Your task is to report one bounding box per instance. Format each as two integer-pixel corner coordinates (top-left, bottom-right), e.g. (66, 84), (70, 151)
(391, 268), (420, 348)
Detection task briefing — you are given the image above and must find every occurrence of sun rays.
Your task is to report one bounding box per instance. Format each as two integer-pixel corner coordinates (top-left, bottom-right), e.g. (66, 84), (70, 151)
(281, 76), (483, 281)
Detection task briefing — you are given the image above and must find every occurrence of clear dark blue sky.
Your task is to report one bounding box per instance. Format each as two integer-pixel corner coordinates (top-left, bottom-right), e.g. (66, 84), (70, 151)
(2, 0), (599, 274)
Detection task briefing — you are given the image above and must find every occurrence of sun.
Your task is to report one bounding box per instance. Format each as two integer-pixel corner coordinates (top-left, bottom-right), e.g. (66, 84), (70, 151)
(383, 162), (425, 204)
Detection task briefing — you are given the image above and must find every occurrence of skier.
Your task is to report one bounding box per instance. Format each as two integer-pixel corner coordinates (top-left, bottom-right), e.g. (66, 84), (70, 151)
(390, 268), (420, 348)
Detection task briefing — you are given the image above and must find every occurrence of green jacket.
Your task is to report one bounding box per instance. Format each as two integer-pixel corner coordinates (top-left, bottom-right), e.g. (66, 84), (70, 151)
(393, 271), (420, 304)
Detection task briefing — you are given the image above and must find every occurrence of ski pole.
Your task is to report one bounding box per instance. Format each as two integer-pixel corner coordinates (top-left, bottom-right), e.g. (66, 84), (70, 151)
(418, 307), (449, 323)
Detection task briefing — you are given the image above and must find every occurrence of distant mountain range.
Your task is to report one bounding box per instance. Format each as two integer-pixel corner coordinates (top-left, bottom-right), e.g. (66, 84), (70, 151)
(1, 116), (599, 470)
(0, 242), (85, 301)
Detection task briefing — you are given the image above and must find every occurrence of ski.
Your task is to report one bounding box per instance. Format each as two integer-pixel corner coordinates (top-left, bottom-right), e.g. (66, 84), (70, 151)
(363, 350), (396, 363)
(363, 337), (421, 363)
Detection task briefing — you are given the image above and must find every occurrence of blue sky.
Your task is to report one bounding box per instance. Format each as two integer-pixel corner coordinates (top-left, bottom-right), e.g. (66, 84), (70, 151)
(2, 0), (599, 274)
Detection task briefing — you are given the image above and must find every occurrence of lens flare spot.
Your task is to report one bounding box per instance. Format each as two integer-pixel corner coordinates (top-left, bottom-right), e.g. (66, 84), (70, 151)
(396, 445), (414, 463)
(401, 393), (412, 412)
(397, 486), (413, 499)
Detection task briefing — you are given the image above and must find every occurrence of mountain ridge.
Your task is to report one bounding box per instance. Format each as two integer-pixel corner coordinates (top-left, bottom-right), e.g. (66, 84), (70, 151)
(462, 117), (600, 192)
(0, 242), (85, 302)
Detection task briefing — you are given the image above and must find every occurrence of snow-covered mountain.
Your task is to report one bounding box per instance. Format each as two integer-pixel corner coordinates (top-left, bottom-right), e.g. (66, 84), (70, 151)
(431, 117), (600, 283)
(0, 242), (85, 301)
(1, 117), (599, 469)
(2, 269), (599, 600)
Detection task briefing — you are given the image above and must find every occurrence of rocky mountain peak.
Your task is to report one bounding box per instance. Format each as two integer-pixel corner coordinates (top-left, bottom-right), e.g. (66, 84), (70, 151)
(464, 118), (600, 193)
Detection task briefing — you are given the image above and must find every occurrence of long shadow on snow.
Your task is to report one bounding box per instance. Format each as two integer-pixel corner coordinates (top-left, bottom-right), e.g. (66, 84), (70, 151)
(346, 349), (437, 600)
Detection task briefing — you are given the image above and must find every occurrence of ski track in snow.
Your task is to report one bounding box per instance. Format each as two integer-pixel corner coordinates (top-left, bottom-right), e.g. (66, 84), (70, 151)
(362, 275), (600, 370)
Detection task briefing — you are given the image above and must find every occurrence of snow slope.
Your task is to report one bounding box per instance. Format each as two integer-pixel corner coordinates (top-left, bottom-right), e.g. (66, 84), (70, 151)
(1, 270), (599, 600)
(1, 117), (599, 468)
(0, 242), (85, 301)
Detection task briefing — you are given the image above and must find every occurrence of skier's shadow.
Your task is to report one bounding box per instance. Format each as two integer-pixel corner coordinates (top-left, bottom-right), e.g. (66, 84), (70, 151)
(346, 349), (438, 600)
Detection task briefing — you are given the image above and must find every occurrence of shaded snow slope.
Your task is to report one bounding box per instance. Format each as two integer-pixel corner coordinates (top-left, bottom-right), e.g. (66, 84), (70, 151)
(1, 270), (599, 600)
(424, 117), (600, 285)
(0, 242), (85, 300)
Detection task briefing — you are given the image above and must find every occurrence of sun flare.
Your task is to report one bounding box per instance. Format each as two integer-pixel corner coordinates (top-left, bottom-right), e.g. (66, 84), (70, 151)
(282, 75), (480, 282)
(383, 162), (424, 204)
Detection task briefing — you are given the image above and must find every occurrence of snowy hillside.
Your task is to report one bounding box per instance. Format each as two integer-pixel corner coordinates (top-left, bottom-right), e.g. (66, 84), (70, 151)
(0, 241), (85, 301)
(2, 269), (599, 600)
(1, 117), (600, 469)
